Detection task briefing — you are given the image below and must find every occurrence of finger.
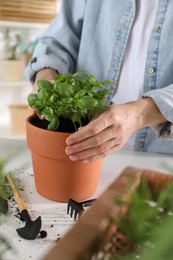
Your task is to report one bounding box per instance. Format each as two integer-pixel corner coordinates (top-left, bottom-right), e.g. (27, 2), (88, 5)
(81, 143), (124, 163)
(66, 114), (110, 145)
(29, 108), (45, 120)
(29, 108), (36, 115)
(78, 143), (122, 163)
(67, 137), (120, 162)
(65, 126), (115, 155)
(39, 115), (45, 120)
(32, 82), (39, 93)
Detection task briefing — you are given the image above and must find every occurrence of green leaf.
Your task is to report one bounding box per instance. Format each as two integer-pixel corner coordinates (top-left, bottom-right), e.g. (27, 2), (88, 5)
(49, 94), (58, 103)
(72, 70), (86, 78)
(94, 89), (111, 98)
(37, 88), (49, 101)
(138, 175), (153, 201)
(57, 105), (68, 114)
(54, 83), (74, 97)
(47, 117), (59, 131)
(54, 73), (63, 81)
(73, 71), (97, 84)
(54, 73), (73, 83)
(27, 93), (38, 107)
(74, 90), (87, 99)
(42, 107), (54, 121)
(59, 97), (73, 105)
(97, 99), (106, 107)
(157, 184), (173, 210)
(37, 80), (53, 90)
(101, 80), (115, 86)
(35, 108), (43, 117)
(77, 96), (98, 109)
(33, 100), (43, 109)
(72, 112), (81, 123)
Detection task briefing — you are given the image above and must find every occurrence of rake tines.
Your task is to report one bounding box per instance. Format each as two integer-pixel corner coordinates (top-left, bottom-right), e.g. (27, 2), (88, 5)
(67, 198), (96, 221)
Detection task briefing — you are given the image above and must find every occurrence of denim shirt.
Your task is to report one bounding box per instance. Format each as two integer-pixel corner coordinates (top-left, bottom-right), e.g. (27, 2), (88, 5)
(25, 0), (173, 155)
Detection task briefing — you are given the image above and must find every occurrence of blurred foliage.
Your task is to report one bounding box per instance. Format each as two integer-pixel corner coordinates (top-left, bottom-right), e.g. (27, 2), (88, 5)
(0, 160), (12, 259)
(111, 176), (173, 260)
(3, 28), (23, 60)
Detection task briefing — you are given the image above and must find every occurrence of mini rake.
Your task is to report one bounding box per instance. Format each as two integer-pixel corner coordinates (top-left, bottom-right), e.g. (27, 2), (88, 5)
(67, 198), (96, 221)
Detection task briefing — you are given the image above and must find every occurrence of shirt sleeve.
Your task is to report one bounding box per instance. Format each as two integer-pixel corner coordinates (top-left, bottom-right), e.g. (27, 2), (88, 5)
(143, 84), (173, 140)
(24, 0), (86, 84)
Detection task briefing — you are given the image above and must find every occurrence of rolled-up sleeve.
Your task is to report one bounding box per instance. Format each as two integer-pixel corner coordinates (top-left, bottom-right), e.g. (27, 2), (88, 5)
(143, 84), (173, 140)
(25, 0), (86, 84)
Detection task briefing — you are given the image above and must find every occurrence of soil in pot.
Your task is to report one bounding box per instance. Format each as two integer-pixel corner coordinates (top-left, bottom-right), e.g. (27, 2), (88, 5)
(30, 116), (86, 133)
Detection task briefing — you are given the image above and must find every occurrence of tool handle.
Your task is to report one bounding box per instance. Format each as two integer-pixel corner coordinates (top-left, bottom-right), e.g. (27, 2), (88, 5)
(6, 172), (26, 212)
(82, 198), (96, 207)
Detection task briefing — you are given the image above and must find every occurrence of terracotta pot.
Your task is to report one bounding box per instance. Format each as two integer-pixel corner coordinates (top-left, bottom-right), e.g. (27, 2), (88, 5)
(26, 115), (103, 202)
(9, 104), (30, 135)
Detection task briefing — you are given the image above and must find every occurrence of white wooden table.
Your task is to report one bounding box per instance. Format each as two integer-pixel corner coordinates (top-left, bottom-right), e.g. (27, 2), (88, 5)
(0, 138), (173, 260)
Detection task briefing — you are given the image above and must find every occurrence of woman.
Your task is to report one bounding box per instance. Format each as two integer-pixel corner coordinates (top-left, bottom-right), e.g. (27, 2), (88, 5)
(25, 0), (173, 163)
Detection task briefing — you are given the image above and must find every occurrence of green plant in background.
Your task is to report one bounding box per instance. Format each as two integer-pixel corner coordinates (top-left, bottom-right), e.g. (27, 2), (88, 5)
(3, 28), (23, 60)
(0, 160), (10, 214)
(0, 160), (12, 259)
(27, 71), (115, 131)
(18, 38), (38, 55)
(110, 176), (173, 260)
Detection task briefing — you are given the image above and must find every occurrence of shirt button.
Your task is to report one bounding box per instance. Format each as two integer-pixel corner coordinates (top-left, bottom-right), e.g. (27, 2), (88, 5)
(148, 67), (155, 74)
(153, 25), (160, 32)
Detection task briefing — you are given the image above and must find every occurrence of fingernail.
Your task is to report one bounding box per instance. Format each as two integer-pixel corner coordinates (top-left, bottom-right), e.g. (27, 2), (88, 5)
(82, 159), (89, 164)
(69, 155), (78, 161)
(65, 147), (73, 155)
(66, 139), (74, 145)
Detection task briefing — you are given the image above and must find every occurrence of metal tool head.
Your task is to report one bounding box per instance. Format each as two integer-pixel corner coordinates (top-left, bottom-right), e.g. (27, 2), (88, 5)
(16, 209), (42, 240)
(67, 198), (96, 221)
(67, 199), (84, 221)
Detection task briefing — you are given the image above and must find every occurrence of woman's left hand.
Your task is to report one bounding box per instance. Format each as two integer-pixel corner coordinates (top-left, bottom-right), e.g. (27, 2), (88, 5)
(65, 98), (167, 163)
(65, 102), (143, 163)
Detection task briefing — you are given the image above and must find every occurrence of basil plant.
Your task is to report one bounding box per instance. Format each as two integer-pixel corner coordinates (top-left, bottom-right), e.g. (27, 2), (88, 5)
(28, 71), (115, 131)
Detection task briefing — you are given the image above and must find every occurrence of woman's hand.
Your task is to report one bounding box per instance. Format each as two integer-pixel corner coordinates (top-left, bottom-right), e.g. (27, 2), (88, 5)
(65, 98), (167, 163)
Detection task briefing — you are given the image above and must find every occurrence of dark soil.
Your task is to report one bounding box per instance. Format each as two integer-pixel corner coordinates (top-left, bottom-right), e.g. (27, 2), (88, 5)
(30, 116), (88, 133)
